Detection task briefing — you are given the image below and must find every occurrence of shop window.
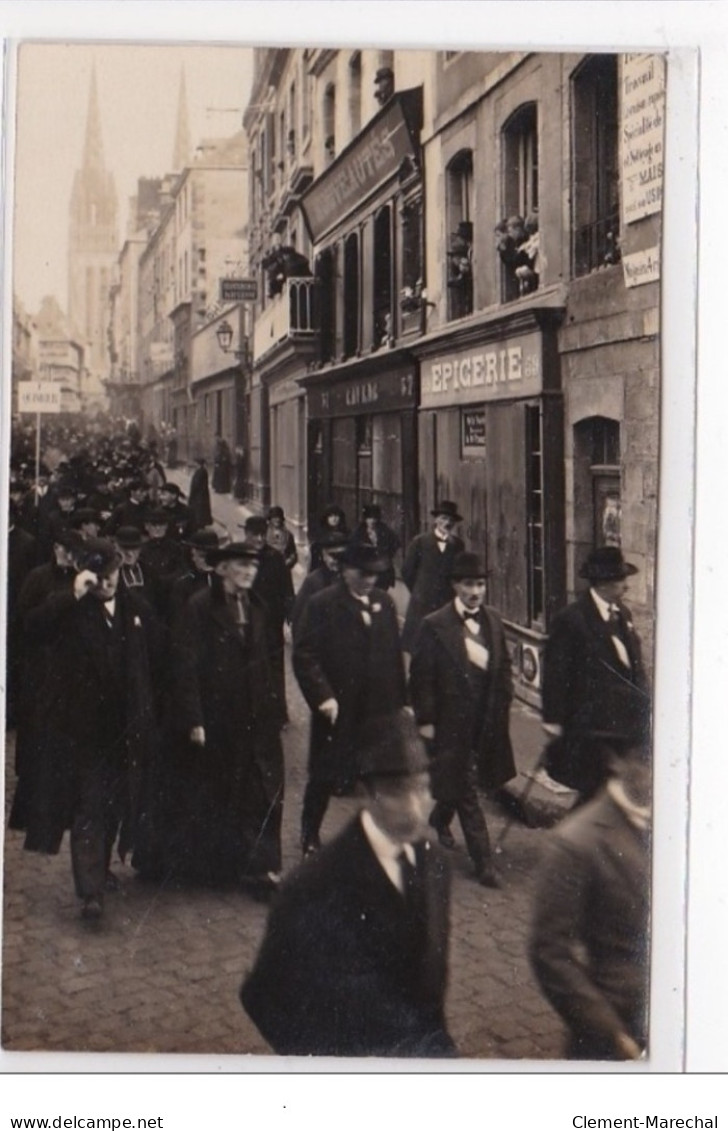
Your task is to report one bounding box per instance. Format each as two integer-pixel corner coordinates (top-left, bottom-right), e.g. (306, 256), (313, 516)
(343, 233), (360, 357)
(373, 206), (393, 347)
(573, 416), (622, 574)
(446, 149), (474, 320)
(499, 103), (540, 301)
(399, 197), (424, 318)
(526, 403), (545, 624)
(315, 247), (336, 363)
(323, 83), (336, 165)
(356, 415), (373, 495)
(572, 55), (621, 276)
(349, 53), (362, 137)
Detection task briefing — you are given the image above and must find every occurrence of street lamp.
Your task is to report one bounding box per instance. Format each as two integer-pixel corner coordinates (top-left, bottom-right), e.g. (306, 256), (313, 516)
(216, 319), (234, 353)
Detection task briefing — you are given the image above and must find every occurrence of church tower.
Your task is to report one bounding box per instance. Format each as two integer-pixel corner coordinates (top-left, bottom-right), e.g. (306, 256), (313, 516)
(172, 66), (191, 172)
(67, 66), (119, 406)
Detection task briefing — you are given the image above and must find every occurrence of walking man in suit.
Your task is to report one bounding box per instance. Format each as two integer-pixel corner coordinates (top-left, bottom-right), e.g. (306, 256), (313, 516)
(401, 501), (465, 653)
(529, 729), (651, 1060)
(541, 546), (651, 801)
(240, 710), (456, 1058)
(293, 541), (407, 855)
(409, 551), (515, 888)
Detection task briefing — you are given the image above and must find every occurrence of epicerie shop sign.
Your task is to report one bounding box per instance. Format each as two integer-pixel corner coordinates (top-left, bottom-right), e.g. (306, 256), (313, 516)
(18, 381), (62, 414)
(420, 334), (542, 407)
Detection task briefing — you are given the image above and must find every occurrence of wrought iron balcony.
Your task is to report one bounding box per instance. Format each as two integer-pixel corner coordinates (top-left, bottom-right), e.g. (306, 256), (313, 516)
(253, 277), (318, 361)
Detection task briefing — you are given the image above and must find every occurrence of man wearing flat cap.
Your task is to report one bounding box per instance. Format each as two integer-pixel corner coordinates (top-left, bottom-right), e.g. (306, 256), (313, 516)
(160, 542), (284, 892)
(293, 541), (407, 855)
(529, 728), (651, 1060)
(541, 546), (651, 801)
(409, 551), (515, 888)
(401, 501), (465, 653)
(240, 709), (456, 1058)
(10, 539), (162, 921)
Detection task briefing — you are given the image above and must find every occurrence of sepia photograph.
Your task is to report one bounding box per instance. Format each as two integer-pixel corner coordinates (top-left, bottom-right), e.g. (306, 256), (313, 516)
(1, 25), (685, 1071)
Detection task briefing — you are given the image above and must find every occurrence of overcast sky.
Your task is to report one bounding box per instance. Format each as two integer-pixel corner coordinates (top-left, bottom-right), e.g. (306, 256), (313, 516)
(11, 41), (253, 315)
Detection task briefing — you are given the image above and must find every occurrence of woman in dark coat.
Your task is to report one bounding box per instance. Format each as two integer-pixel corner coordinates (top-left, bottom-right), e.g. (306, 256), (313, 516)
(212, 435), (232, 494)
(159, 543), (284, 889)
(187, 457), (213, 528)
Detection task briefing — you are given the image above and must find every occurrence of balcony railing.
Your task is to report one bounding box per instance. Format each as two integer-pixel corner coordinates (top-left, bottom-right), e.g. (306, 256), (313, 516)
(253, 277), (318, 361)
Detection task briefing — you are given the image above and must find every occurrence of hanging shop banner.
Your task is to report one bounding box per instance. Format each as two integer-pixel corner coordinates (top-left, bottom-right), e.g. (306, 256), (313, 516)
(621, 53), (666, 224)
(301, 90), (421, 242)
(420, 331), (543, 408)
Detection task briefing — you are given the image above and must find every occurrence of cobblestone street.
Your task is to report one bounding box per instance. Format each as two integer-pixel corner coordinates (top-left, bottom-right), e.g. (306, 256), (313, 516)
(2, 481), (569, 1062)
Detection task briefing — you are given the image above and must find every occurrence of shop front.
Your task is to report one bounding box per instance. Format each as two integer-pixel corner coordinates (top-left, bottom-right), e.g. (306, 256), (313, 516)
(300, 359), (419, 552)
(416, 310), (565, 704)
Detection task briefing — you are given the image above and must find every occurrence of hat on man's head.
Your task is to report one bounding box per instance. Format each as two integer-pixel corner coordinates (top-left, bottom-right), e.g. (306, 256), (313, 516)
(267, 505), (285, 521)
(75, 538), (121, 577)
(339, 542), (390, 574)
(71, 507), (100, 529)
(448, 551), (490, 581)
(579, 546), (638, 583)
(319, 530), (350, 552)
(56, 480), (76, 499)
(362, 504), (382, 521)
(128, 479), (147, 493)
(184, 528), (220, 551)
(160, 482), (185, 498)
(114, 526), (143, 549)
(357, 710), (430, 781)
(431, 500), (463, 523)
(242, 515), (269, 535)
(207, 541), (260, 566)
(53, 526), (83, 552)
(587, 722), (652, 762)
(144, 509), (170, 526)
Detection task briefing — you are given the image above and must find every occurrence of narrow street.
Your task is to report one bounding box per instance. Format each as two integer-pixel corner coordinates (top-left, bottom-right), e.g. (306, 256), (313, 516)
(2, 479), (569, 1062)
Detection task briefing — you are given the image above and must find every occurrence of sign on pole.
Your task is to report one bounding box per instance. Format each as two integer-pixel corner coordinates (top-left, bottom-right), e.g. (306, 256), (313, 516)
(219, 277), (258, 303)
(18, 381), (62, 414)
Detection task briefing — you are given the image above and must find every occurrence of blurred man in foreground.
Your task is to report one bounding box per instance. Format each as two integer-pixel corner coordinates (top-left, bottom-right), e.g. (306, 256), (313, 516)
(529, 730), (651, 1060)
(240, 710), (456, 1058)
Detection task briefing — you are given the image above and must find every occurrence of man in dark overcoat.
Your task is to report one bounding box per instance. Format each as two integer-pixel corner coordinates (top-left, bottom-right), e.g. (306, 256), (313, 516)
(401, 500), (465, 652)
(409, 551), (514, 888)
(6, 501), (38, 728)
(160, 542), (284, 891)
(293, 542), (407, 855)
(242, 514), (293, 723)
(290, 529), (349, 640)
(240, 710), (456, 1058)
(529, 730), (651, 1060)
(11, 539), (161, 921)
(168, 528), (218, 624)
(187, 456), (213, 528)
(541, 546), (651, 801)
(350, 503), (400, 590)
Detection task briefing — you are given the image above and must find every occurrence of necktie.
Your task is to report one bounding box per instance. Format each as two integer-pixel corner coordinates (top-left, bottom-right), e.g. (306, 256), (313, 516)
(398, 848), (424, 921)
(234, 593), (249, 635)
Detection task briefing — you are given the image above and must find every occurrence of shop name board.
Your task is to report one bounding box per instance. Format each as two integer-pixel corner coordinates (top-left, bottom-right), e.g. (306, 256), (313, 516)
(622, 246), (660, 288)
(421, 334), (542, 407)
(302, 96), (417, 242)
(621, 54), (666, 224)
(220, 278), (258, 303)
(18, 381), (62, 414)
(308, 369), (416, 418)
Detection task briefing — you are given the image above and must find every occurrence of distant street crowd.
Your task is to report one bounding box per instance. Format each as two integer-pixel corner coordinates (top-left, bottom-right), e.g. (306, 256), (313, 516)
(6, 417), (652, 1061)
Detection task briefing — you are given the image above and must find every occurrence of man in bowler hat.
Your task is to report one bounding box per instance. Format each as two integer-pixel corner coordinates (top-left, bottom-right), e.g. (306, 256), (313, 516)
(541, 546), (651, 802)
(240, 710), (456, 1058)
(293, 541), (407, 855)
(409, 551), (514, 888)
(401, 501), (465, 653)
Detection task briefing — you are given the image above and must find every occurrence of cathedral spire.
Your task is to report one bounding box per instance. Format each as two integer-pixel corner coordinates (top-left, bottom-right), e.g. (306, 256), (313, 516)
(172, 66), (192, 171)
(82, 64), (105, 172)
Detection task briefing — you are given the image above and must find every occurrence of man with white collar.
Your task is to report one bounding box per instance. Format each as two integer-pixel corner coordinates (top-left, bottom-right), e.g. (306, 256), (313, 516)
(409, 551), (515, 888)
(529, 730), (651, 1060)
(240, 710), (456, 1058)
(541, 546), (651, 801)
(401, 500), (465, 654)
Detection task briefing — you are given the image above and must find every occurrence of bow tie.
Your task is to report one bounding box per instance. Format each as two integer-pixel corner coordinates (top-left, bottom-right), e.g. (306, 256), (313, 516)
(462, 610), (480, 623)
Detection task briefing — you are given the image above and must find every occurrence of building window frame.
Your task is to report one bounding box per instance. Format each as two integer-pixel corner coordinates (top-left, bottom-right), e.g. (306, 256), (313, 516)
(446, 149), (474, 321)
(499, 102), (540, 301)
(571, 54), (621, 277)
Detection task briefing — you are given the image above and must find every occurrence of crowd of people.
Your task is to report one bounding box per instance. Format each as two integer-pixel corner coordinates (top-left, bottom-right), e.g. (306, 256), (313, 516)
(5, 417), (653, 1061)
